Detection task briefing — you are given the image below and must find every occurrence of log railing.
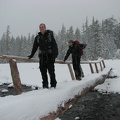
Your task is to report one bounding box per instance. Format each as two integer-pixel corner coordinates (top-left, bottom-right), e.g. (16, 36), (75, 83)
(0, 55), (106, 74)
(0, 55), (106, 94)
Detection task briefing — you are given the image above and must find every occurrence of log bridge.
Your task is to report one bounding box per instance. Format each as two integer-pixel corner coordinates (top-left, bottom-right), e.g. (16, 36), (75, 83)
(0, 55), (111, 120)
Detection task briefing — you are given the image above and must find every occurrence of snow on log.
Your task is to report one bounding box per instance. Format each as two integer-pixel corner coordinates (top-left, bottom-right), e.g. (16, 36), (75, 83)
(40, 68), (112, 120)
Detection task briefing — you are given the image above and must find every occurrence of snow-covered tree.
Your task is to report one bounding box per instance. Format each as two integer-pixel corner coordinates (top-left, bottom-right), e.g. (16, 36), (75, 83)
(57, 24), (68, 60)
(75, 28), (81, 41)
(5, 25), (11, 55)
(10, 36), (16, 55)
(66, 26), (74, 40)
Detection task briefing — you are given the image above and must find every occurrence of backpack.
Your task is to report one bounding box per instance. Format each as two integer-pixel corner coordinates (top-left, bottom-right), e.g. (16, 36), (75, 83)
(74, 40), (84, 56)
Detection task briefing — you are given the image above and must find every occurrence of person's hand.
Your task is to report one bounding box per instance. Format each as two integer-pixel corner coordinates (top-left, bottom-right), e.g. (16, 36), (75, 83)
(28, 55), (33, 59)
(63, 60), (65, 62)
(84, 44), (87, 47)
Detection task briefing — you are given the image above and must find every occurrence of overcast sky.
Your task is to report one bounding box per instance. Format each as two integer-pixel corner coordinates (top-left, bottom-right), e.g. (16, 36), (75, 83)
(0, 0), (120, 38)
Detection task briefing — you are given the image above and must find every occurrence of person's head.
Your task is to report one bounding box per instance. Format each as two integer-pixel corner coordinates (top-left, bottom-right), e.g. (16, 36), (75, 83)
(39, 23), (46, 34)
(68, 40), (74, 46)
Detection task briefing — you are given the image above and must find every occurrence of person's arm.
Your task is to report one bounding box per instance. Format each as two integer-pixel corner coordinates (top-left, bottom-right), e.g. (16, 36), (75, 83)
(28, 36), (39, 59)
(63, 48), (71, 61)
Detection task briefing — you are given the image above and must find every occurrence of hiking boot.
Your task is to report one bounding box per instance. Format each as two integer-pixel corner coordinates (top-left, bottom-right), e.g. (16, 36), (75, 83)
(50, 85), (56, 89)
(43, 86), (49, 89)
(76, 77), (82, 80)
(82, 75), (84, 77)
(50, 87), (56, 89)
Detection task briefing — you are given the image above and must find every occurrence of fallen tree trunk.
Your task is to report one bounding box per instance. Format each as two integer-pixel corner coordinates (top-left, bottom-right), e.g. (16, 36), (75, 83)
(40, 68), (112, 120)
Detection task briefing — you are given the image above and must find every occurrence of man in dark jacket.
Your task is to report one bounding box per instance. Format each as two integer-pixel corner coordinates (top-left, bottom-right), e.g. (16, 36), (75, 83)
(64, 40), (86, 80)
(28, 23), (58, 88)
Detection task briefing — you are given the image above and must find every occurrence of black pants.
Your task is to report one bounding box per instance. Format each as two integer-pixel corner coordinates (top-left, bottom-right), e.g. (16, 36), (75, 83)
(39, 55), (57, 88)
(72, 56), (81, 79)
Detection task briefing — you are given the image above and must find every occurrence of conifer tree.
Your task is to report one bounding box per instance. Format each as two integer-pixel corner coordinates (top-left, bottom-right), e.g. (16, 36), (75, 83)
(5, 25), (11, 55)
(75, 28), (81, 41)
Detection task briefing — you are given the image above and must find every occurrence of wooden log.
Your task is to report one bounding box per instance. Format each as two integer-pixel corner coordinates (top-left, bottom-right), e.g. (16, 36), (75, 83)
(102, 60), (106, 68)
(1, 55), (106, 83)
(67, 64), (75, 80)
(95, 63), (99, 73)
(40, 68), (112, 120)
(2, 55), (39, 63)
(100, 62), (103, 71)
(2, 55), (104, 64)
(9, 59), (22, 95)
(89, 63), (94, 73)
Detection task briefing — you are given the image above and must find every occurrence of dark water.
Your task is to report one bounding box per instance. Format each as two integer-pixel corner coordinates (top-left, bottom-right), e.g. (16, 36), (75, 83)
(0, 83), (33, 97)
(59, 91), (120, 120)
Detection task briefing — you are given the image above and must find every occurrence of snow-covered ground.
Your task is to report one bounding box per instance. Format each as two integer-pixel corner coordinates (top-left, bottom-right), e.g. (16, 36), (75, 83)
(0, 59), (120, 120)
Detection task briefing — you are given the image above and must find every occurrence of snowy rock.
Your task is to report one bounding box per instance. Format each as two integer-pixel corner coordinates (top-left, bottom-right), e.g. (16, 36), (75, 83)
(69, 104), (72, 108)
(8, 83), (14, 88)
(0, 82), (3, 86)
(55, 118), (61, 120)
(108, 69), (118, 78)
(1, 89), (8, 93)
(75, 116), (80, 120)
(31, 85), (39, 90)
(31, 86), (36, 90)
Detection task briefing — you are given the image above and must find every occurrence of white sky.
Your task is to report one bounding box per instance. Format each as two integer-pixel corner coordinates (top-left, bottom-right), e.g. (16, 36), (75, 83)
(0, 0), (120, 38)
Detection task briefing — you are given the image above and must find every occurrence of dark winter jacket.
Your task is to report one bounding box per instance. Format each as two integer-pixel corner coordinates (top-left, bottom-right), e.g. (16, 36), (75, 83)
(64, 42), (86, 61)
(29, 30), (58, 59)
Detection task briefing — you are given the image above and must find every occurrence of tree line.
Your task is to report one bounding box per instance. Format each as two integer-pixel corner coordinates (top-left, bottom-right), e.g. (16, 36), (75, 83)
(0, 16), (120, 61)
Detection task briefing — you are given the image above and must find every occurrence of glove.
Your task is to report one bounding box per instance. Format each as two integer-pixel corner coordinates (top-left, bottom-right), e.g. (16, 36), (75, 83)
(28, 55), (33, 59)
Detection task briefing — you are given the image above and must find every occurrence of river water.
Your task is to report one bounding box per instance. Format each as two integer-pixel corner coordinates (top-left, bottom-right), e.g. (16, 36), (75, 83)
(59, 91), (120, 120)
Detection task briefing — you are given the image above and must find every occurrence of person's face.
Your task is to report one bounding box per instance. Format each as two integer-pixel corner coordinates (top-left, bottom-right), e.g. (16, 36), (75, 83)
(68, 42), (73, 46)
(39, 24), (46, 34)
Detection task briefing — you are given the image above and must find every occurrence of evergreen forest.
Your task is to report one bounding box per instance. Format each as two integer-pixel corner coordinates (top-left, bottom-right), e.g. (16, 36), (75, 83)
(0, 17), (120, 61)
